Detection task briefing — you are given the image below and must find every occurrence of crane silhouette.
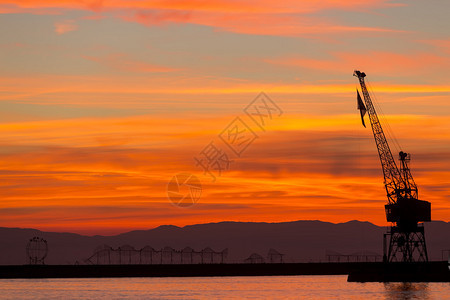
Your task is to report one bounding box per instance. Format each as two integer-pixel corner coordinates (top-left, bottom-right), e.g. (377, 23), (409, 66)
(354, 70), (431, 262)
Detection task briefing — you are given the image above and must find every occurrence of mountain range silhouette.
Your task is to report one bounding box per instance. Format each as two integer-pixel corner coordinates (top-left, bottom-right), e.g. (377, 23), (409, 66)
(1, 220), (448, 265)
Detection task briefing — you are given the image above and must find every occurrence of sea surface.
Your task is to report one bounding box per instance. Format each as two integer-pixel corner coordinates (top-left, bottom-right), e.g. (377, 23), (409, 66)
(0, 275), (449, 299)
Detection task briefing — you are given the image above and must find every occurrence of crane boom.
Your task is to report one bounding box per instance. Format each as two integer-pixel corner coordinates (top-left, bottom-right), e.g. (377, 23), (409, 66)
(354, 70), (409, 204)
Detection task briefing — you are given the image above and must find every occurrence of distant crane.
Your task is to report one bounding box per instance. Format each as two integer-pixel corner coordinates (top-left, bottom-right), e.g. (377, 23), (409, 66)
(353, 70), (431, 262)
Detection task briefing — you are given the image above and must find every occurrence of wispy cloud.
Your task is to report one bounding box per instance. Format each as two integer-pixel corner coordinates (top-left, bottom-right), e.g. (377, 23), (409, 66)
(420, 39), (450, 54)
(0, 0), (401, 14)
(0, 0), (403, 37)
(54, 19), (78, 34)
(82, 53), (181, 73)
(0, 113), (449, 233)
(266, 51), (450, 76)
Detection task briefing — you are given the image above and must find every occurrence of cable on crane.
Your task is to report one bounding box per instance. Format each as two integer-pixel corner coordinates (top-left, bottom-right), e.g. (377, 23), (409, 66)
(365, 78), (403, 154)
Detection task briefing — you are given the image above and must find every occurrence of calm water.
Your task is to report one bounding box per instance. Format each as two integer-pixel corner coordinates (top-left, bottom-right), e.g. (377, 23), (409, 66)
(0, 276), (449, 299)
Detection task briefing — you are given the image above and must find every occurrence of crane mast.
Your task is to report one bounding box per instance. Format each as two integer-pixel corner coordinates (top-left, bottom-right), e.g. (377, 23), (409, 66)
(353, 70), (431, 262)
(354, 71), (405, 204)
(354, 71), (418, 204)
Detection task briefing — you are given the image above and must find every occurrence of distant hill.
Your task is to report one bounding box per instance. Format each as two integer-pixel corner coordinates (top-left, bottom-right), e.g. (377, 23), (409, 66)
(0, 220), (448, 265)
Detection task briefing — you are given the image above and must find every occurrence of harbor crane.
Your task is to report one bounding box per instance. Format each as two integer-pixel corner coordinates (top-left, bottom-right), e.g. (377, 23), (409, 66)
(354, 70), (431, 262)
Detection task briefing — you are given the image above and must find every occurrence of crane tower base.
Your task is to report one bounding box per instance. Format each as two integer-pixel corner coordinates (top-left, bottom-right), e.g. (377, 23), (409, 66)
(383, 225), (428, 263)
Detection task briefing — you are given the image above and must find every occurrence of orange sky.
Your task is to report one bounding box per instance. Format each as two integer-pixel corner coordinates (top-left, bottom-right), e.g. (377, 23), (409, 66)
(0, 0), (449, 235)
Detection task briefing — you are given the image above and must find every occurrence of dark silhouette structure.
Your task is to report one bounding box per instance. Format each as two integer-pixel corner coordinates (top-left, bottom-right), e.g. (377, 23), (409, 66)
(267, 248), (284, 263)
(26, 237), (48, 265)
(354, 70), (431, 262)
(85, 245), (228, 265)
(326, 250), (382, 262)
(245, 253), (264, 264)
(244, 249), (284, 263)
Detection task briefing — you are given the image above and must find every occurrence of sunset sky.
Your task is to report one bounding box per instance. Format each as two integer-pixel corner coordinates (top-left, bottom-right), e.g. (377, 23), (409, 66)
(1, 0), (449, 235)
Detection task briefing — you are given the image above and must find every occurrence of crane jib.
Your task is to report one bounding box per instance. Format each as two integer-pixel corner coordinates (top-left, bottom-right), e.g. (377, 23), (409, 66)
(353, 70), (430, 225)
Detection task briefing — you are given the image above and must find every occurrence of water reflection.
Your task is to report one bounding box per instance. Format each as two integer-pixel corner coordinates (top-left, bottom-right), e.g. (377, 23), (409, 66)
(384, 282), (430, 300)
(1, 276), (448, 299)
